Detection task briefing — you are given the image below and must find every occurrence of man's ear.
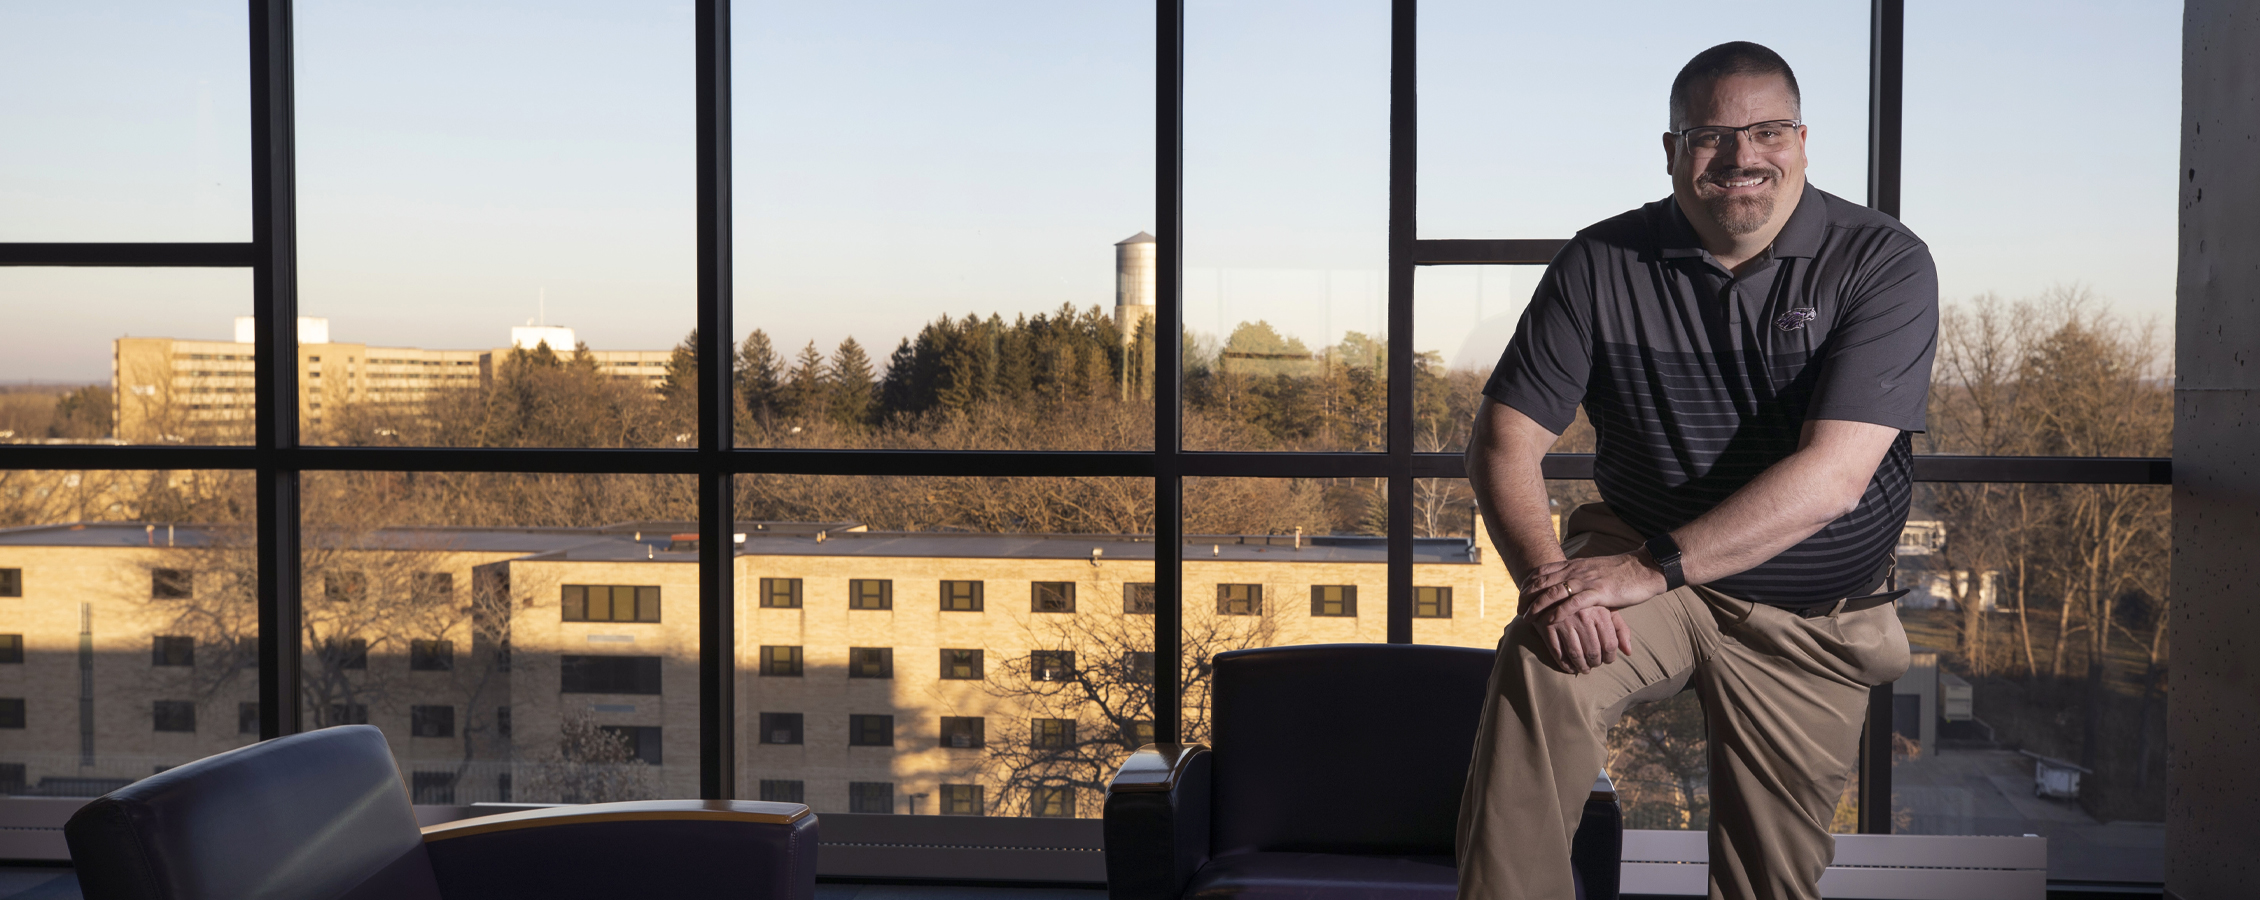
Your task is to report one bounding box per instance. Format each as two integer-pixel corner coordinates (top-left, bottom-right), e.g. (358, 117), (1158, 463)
(1661, 132), (1677, 177)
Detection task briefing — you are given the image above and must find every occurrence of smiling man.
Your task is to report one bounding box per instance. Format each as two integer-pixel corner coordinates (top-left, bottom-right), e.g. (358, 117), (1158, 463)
(1455, 42), (1937, 900)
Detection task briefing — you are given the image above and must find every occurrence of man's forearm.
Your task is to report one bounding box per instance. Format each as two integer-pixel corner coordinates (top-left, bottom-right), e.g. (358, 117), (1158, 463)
(1669, 419), (1900, 585)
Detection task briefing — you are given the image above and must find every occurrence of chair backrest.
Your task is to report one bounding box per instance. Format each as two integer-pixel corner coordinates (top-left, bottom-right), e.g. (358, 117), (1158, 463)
(1208, 643), (1496, 858)
(65, 725), (443, 900)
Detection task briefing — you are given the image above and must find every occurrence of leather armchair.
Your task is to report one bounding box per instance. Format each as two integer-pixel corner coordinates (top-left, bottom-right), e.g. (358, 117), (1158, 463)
(1104, 644), (1620, 900)
(63, 725), (817, 900)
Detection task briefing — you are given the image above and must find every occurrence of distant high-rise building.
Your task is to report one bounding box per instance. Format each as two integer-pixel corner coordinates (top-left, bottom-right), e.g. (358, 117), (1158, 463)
(1114, 231), (1156, 344)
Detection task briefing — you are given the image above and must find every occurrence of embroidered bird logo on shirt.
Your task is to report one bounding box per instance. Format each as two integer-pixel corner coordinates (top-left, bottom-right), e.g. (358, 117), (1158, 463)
(1774, 307), (1817, 332)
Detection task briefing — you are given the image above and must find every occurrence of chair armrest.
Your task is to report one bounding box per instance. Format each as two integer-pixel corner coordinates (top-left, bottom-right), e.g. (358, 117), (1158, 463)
(1104, 744), (1212, 900)
(422, 800), (816, 900)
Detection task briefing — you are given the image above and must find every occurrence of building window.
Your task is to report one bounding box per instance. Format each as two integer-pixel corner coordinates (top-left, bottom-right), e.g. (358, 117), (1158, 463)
(322, 638), (368, 670)
(562, 585), (661, 622)
(410, 639), (454, 671)
(0, 763), (20, 794)
(154, 700), (196, 732)
(411, 771), (456, 805)
(940, 580), (983, 612)
(496, 706), (512, 737)
(497, 773), (512, 802)
(0, 698), (24, 729)
(1124, 651), (1154, 682)
(1414, 586), (1453, 618)
(759, 578), (802, 608)
(759, 712), (804, 745)
(151, 568), (193, 599)
(1032, 581), (1075, 612)
(1031, 650), (1075, 682)
(560, 655), (664, 694)
(849, 781), (894, 814)
(327, 703), (369, 726)
(238, 701), (260, 734)
(1124, 582), (1156, 614)
(849, 714), (894, 747)
(849, 579), (892, 610)
(150, 635), (195, 667)
(412, 572), (453, 602)
(849, 647), (894, 679)
(760, 780), (805, 803)
(411, 705), (455, 738)
(758, 645), (804, 677)
(1310, 585), (1357, 617)
(1123, 720), (1155, 749)
(1217, 584), (1261, 615)
(1032, 718), (1076, 750)
(1031, 786), (1076, 818)
(940, 648), (984, 680)
(0, 634), (23, 664)
(0, 568), (18, 597)
(940, 783), (984, 816)
(324, 572), (367, 603)
(940, 716), (985, 749)
(600, 725), (662, 765)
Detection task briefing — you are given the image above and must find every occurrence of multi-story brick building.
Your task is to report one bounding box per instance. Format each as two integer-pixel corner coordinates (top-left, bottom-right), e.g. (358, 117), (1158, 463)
(0, 516), (1519, 815)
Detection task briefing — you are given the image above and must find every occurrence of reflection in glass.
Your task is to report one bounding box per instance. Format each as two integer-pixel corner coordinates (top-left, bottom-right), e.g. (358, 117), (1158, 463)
(0, 471), (253, 797)
(735, 476), (1155, 816)
(294, 471), (699, 803)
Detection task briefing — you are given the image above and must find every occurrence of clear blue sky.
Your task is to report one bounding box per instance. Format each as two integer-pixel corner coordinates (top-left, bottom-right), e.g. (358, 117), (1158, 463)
(0, 0), (2182, 381)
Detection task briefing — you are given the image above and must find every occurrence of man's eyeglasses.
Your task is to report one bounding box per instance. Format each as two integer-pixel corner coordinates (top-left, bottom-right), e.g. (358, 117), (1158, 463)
(1673, 119), (1803, 156)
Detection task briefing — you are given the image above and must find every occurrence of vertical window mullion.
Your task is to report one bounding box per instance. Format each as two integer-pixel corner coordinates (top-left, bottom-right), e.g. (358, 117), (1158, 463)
(1153, 0), (1186, 746)
(695, 0), (736, 801)
(1383, 0), (1417, 644)
(251, 0), (302, 740)
(1859, 0), (1905, 837)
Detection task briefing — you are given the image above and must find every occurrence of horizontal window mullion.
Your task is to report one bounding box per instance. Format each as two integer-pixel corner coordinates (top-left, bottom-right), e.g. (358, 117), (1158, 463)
(726, 449), (1150, 478)
(1179, 452), (1389, 479)
(0, 243), (259, 267)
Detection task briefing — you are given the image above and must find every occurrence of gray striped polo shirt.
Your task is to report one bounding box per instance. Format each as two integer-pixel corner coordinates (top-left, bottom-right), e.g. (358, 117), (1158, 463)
(1485, 184), (1939, 609)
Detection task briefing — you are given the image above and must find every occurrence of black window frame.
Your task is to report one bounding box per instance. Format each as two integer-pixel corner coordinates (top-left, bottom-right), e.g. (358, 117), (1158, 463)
(0, 634), (18, 664)
(150, 568), (193, 600)
(848, 714), (894, 748)
(849, 579), (893, 611)
(409, 638), (454, 671)
(1030, 786), (1077, 819)
(153, 700), (196, 733)
(0, 0), (2167, 836)
(1030, 650), (1076, 683)
(560, 655), (664, 694)
(1123, 582), (1156, 614)
(848, 647), (893, 679)
(757, 645), (803, 677)
(1031, 717), (1076, 750)
(0, 568), (19, 597)
(848, 781), (894, 814)
(939, 579), (983, 612)
(940, 783), (984, 816)
(152, 635), (196, 667)
(0, 698), (23, 729)
(239, 701), (261, 734)
(1413, 585), (1451, 618)
(562, 584), (663, 623)
(939, 715), (985, 749)
(1310, 585), (1357, 617)
(1032, 581), (1075, 613)
(758, 712), (804, 745)
(1217, 583), (1262, 616)
(940, 648), (984, 680)
(759, 577), (802, 608)
(410, 704), (455, 738)
(759, 779), (804, 803)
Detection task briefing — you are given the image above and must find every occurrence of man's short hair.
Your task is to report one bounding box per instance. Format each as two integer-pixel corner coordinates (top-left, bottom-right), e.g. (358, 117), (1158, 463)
(1669, 41), (1801, 130)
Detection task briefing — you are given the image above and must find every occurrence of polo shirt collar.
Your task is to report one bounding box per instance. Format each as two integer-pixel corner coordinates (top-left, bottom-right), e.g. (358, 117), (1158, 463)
(1654, 181), (1827, 261)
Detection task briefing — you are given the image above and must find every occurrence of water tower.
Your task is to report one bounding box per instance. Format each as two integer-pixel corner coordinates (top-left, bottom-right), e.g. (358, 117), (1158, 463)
(1114, 231), (1156, 344)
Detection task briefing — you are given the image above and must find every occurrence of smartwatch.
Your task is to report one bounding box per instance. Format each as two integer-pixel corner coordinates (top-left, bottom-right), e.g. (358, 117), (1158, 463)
(1644, 532), (1687, 592)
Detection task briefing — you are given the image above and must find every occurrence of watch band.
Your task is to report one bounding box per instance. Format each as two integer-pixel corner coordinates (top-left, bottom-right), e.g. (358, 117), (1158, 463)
(1644, 532), (1687, 591)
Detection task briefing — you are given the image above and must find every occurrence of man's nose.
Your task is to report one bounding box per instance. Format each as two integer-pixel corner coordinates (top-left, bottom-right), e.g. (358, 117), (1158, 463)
(1731, 130), (1768, 170)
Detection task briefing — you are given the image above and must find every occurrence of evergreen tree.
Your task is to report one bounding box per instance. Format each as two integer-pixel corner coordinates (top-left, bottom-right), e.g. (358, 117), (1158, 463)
(783, 341), (827, 422)
(736, 329), (784, 428)
(828, 337), (876, 428)
(659, 329), (698, 404)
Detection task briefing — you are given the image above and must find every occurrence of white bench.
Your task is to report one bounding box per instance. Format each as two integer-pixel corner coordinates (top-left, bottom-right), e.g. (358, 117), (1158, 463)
(1620, 829), (2048, 899)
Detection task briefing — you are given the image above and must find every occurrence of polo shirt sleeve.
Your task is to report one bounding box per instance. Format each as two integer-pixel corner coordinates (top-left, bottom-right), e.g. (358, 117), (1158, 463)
(1481, 240), (1595, 434)
(1806, 234), (1938, 432)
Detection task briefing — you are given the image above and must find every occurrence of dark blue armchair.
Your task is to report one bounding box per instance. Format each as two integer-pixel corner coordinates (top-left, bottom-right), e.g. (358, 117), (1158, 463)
(63, 725), (817, 900)
(1103, 644), (1620, 900)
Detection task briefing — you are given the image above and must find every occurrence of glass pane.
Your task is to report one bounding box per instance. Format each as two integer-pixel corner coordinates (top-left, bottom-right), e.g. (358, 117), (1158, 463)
(733, 3), (1155, 451)
(301, 472), (698, 803)
(0, 268), (256, 446)
(1418, 0), (1869, 240)
(0, 1), (251, 241)
(1892, 482), (2167, 881)
(736, 475), (1154, 816)
(294, 2), (694, 448)
(0, 470), (255, 797)
(1182, 1), (1388, 451)
(1412, 265), (1547, 454)
(1903, 1), (2177, 332)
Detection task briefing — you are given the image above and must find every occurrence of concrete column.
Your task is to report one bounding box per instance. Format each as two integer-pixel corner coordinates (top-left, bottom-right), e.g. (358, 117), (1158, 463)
(2170, 4), (2260, 898)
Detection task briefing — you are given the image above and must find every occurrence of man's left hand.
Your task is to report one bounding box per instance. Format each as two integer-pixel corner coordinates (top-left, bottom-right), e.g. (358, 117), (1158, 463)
(1523, 552), (1670, 620)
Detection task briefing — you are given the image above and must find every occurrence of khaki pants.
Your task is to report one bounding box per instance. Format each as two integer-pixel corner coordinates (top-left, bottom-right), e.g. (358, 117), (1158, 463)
(1456, 504), (1910, 900)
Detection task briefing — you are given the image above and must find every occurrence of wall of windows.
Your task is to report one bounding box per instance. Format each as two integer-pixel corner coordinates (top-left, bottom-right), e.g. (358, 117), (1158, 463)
(0, 0), (2176, 887)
